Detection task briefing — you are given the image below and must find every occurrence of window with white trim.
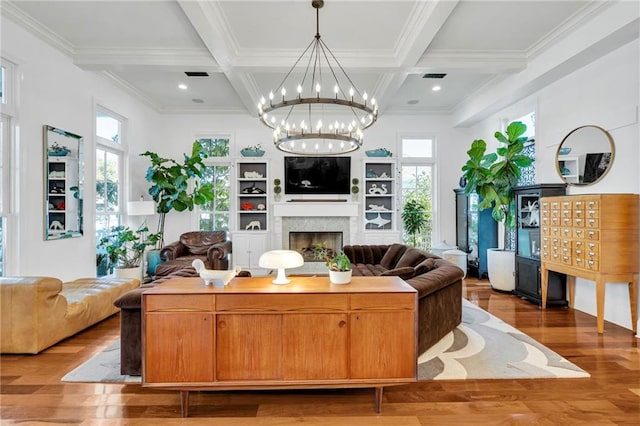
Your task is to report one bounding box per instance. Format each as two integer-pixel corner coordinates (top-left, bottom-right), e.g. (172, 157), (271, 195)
(95, 107), (125, 241)
(400, 136), (435, 251)
(199, 138), (231, 231)
(0, 58), (16, 276)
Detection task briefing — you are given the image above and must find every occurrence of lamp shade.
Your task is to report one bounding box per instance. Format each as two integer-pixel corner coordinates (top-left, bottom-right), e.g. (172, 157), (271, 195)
(127, 200), (155, 216)
(259, 250), (304, 284)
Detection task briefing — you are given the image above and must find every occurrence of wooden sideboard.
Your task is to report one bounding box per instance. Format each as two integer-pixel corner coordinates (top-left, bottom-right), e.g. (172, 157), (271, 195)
(142, 276), (417, 416)
(540, 194), (639, 334)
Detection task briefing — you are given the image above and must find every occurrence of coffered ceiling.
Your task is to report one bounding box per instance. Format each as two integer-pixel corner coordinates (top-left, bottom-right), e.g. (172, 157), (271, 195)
(2, 1), (627, 121)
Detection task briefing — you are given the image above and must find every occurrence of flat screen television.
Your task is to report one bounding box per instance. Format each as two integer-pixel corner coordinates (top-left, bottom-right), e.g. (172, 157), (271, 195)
(284, 156), (351, 195)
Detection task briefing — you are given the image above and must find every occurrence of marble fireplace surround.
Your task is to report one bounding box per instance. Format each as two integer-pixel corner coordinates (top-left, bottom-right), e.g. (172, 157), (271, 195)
(273, 201), (359, 273)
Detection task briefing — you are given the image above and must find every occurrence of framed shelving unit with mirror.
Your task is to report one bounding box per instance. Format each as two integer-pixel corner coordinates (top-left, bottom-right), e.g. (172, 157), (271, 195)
(513, 184), (566, 305)
(43, 125), (84, 240)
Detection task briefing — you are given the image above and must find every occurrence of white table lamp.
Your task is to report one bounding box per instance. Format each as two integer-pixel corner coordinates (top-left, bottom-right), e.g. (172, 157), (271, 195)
(258, 250), (304, 284)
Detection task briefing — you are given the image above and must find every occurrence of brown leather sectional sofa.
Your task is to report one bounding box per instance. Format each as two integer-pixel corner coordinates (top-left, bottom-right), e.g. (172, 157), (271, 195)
(343, 243), (464, 354)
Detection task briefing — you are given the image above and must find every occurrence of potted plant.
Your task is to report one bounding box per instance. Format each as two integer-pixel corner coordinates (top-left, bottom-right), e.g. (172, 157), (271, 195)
(461, 121), (533, 291)
(401, 198), (428, 248)
(273, 178), (282, 201)
(97, 224), (161, 280)
(313, 242), (352, 284)
(351, 178), (359, 201)
(140, 141), (215, 250)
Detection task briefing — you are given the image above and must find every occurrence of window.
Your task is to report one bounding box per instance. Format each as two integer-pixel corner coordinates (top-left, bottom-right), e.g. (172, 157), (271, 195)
(0, 115), (9, 276)
(198, 138), (231, 231)
(0, 58), (15, 276)
(400, 136), (435, 251)
(95, 108), (125, 241)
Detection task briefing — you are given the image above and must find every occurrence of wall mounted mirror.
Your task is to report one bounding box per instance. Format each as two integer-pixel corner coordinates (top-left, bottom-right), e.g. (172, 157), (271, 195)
(44, 125), (84, 240)
(555, 125), (614, 186)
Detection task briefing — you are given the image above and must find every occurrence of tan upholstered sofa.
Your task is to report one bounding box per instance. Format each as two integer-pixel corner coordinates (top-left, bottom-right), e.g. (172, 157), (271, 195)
(0, 276), (140, 354)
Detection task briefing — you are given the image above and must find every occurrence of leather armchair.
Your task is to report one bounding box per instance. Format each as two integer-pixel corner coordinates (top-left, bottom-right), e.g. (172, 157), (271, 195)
(156, 231), (231, 276)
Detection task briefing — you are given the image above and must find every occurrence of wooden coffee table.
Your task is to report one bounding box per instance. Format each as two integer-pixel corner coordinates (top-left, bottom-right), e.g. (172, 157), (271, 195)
(142, 275), (417, 416)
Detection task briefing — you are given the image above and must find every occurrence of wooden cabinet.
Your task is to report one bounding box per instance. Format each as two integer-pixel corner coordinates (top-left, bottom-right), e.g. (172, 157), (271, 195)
(454, 189), (497, 278)
(142, 276), (417, 416)
(540, 194), (639, 333)
(513, 184), (566, 305)
(230, 232), (268, 274)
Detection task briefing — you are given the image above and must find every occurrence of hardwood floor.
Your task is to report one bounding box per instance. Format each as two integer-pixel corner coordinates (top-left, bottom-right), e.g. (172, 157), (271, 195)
(1, 278), (638, 425)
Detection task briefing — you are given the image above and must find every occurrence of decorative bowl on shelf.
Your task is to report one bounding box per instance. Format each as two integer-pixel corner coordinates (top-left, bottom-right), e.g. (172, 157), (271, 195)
(365, 148), (392, 157)
(558, 147), (571, 155)
(48, 149), (70, 157)
(240, 149), (265, 157)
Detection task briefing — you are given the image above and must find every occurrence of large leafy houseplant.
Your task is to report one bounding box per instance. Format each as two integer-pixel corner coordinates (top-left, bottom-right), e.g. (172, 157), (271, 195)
(98, 224), (161, 270)
(140, 141), (215, 248)
(461, 121), (533, 249)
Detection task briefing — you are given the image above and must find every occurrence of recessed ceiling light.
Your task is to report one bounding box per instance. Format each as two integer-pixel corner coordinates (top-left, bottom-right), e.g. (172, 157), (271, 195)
(178, 84), (188, 90)
(432, 85), (441, 92)
(407, 99), (419, 105)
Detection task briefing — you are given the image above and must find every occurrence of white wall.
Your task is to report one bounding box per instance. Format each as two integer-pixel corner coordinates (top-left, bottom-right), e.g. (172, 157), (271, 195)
(2, 17), (161, 282)
(469, 39), (639, 331)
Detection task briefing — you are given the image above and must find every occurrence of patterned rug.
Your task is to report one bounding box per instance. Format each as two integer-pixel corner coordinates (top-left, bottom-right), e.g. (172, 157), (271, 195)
(418, 299), (589, 380)
(61, 299), (589, 383)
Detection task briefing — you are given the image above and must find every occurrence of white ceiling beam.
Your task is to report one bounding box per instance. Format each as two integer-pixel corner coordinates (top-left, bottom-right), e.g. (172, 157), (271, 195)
(374, 0), (459, 111)
(177, 0), (258, 113)
(452, 1), (640, 127)
(74, 47), (221, 71)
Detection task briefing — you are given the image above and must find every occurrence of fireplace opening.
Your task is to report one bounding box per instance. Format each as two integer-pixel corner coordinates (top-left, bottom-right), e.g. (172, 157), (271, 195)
(289, 231), (343, 262)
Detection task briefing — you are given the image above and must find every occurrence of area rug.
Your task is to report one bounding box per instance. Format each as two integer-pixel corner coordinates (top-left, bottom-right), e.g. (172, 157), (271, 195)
(62, 299), (589, 383)
(418, 299), (589, 380)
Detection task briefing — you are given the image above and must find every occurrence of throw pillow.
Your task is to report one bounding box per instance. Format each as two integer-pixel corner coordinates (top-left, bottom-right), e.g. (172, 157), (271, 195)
(395, 248), (427, 268)
(379, 243), (408, 269)
(414, 258), (437, 276)
(380, 266), (416, 280)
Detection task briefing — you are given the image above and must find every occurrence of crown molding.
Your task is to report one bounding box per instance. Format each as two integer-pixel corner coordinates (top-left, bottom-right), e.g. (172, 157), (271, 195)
(416, 49), (526, 73)
(527, 0), (614, 60)
(2, 1), (75, 57)
(74, 47), (219, 70)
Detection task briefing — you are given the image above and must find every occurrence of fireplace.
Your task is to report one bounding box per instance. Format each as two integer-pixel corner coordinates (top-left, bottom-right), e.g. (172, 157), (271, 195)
(289, 231), (343, 262)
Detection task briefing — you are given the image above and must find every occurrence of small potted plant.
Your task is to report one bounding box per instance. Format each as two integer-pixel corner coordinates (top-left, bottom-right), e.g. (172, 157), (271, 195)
(351, 178), (359, 201)
(273, 178), (282, 201)
(240, 144), (265, 157)
(97, 224), (161, 280)
(313, 242), (352, 284)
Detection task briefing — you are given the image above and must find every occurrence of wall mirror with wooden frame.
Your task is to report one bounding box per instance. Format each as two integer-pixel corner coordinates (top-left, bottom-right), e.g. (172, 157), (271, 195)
(555, 125), (614, 186)
(44, 125), (84, 240)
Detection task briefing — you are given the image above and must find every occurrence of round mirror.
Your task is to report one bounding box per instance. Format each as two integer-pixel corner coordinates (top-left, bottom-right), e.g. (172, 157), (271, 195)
(556, 125), (614, 186)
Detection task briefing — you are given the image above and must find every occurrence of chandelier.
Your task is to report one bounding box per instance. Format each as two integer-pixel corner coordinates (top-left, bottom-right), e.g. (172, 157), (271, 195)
(257, 0), (378, 155)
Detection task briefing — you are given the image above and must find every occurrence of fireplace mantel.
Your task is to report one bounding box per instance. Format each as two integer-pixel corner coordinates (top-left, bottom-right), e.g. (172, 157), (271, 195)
(273, 202), (359, 218)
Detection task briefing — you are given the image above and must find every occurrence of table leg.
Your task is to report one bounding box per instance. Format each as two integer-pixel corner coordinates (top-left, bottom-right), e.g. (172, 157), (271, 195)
(540, 263), (548, 309)
(374, 387), (383, 414)
(567, 275), (576, 308)
(629, 274), (638, 334)
(180, 390), (190, 417)
(596, 277), (605, 334)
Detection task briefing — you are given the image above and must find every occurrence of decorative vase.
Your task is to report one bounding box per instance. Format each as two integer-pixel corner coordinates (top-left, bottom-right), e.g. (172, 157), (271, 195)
(487, 248), (515, 292)
(147, 249), (164, 276)
(240, 149), (265, 157)
(329, 270), (352, 285)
